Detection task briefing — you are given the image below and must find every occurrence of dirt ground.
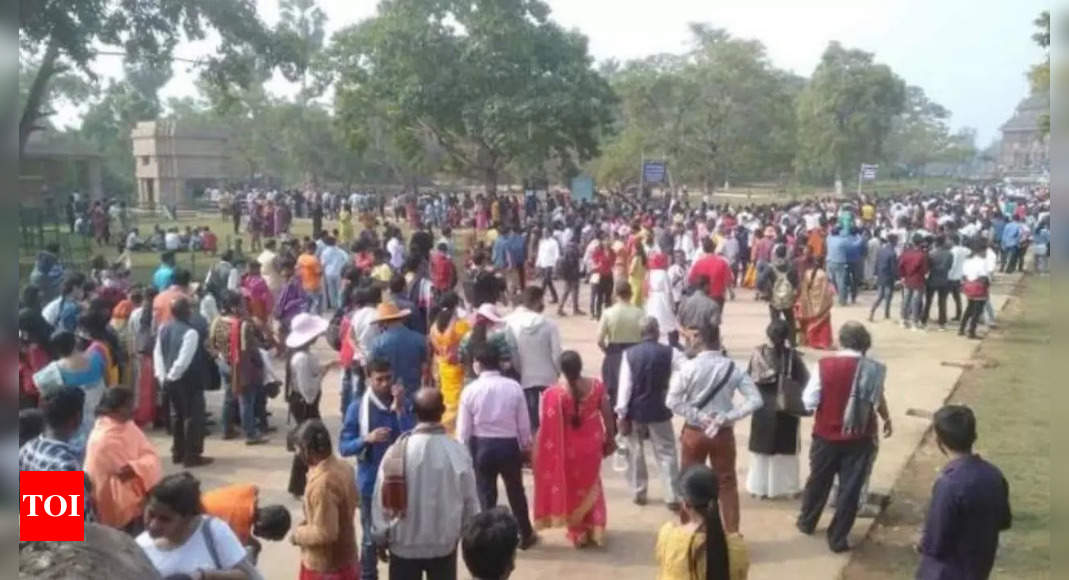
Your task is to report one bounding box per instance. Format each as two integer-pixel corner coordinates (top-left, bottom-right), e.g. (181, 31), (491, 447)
(844, 277), (1051, 579)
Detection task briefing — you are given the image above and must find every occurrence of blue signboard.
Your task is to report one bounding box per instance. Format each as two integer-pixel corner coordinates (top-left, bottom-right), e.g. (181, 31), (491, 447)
(571, 174), (594, 201)
(643, 161), (667, 184)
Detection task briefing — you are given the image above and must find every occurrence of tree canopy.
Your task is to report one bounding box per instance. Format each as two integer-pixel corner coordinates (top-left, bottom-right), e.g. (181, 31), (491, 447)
(18, 0), (297, 152)
(329, 0), (616, 193)
(794, 42), (906, 184)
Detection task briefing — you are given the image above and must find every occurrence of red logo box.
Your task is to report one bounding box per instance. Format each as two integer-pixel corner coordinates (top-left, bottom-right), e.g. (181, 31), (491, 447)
(20, 471), (86, 541)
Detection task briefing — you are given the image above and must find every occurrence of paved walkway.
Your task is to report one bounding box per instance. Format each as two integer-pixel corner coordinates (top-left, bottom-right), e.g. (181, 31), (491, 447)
(149, 274), (1018, 579)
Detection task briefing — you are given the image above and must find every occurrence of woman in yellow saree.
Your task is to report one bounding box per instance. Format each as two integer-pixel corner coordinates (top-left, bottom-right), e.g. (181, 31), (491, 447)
(428, 292), (469, 433)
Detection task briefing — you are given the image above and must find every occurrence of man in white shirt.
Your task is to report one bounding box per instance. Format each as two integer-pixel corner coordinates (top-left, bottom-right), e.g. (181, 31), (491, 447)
(666, 323), (762, 533)
(948, 234), (970, 321)
(164, 229), (181, 251)
(154, 297), (212, 467)
(534, 228), (561, 304)
(372, 388), (480, 577)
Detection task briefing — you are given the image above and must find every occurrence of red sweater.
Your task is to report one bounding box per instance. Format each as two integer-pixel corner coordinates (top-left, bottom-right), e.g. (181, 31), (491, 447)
(812, 356), (876, 442)
(688, 254), (731, 299)
(898, 248), (929, 290)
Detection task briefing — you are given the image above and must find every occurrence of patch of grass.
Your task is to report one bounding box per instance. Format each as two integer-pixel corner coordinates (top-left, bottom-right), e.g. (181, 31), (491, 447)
(844, 277), (1050, 579)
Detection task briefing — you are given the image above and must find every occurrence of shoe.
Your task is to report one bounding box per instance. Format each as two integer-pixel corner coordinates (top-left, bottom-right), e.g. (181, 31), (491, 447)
(574, 310), (586, 316)
(262, 425), (278, 433)
(245, 436), (270, 446)
(666, 502), (682, 512)
(223, 430), (239, 441)
(183, 456), (215, 468)
(829, 542), (851, 553)
(519, 534), (540, 550)
(796, 521), (814, 536)
(867, 314), (875, 323)
(938, 325), (947, 332)
(557, 310), (566, 316)
(633, 496), (648, 506)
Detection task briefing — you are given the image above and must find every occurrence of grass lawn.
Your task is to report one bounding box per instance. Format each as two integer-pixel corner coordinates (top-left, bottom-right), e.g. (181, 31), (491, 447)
(844, 276), (1050, 578)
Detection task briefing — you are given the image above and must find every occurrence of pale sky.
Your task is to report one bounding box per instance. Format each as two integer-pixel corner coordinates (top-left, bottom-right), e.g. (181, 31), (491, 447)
(57, 0), (1050, 146)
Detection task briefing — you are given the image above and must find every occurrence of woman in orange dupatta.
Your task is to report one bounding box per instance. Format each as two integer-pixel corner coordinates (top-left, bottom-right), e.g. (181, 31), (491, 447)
(796, 257), (836, 350)
(84, 387), (162, 534)
(533, 351), (617, 548)
(428, 292), (469, 433)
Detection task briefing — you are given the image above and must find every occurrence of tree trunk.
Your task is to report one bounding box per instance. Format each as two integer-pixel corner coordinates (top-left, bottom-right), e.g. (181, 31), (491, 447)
(484, 166), (498, 195)
(20, 40), (62, 154)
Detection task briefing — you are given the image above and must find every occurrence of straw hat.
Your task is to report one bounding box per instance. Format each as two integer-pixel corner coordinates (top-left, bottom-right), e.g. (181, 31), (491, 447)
(373, 301), (411, 324)
(474, 303), (504, 323)
(285, 313), (329, 348)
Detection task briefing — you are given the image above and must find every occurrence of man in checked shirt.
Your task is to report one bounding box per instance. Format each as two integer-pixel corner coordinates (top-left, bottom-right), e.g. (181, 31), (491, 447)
(19, 385), (96, 521)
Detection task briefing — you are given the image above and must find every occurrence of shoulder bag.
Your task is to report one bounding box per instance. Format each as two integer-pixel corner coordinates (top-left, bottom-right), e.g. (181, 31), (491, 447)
(775, 349), (810, 417)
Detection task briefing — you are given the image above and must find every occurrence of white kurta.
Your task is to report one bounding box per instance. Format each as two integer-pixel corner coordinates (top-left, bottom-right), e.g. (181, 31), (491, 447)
(645, 269), (679, 334)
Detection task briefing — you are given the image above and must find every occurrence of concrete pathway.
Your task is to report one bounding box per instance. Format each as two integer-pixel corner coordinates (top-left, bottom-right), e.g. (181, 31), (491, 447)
(150, 274), (1019, 579)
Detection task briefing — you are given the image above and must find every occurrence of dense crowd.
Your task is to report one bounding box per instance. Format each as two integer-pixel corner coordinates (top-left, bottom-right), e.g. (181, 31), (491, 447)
(19, 181), (1047, 580)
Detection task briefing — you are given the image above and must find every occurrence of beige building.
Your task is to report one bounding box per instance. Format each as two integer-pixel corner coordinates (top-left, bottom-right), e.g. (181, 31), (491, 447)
(998, 93), (1049, 180)
(131, 120), (229, 209)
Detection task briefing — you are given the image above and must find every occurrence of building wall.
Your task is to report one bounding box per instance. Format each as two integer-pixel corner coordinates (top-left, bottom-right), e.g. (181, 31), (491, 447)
(131, 120), (230, 209)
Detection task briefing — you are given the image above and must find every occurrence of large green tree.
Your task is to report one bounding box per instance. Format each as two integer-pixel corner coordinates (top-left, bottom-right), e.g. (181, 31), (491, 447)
(590, 25), (799, 192)
(18, 0), (294, 153)
(329, 0), (615, 194)
(794, 42), (906, 184)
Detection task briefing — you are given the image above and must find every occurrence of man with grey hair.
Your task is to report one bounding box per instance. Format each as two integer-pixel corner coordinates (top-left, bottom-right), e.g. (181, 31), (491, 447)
(154, 296), (213, 467)
(797, 321), (893, 553)
(616, 316), (684, 509)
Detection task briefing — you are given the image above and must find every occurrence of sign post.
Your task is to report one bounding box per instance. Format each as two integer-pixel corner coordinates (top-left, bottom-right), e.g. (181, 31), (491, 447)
(858, 163), (878, 196)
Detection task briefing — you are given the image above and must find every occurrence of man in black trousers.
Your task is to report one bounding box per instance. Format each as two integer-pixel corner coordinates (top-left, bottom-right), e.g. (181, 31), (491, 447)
(456, 345), (539, 550)
(796, 322), (892, 552)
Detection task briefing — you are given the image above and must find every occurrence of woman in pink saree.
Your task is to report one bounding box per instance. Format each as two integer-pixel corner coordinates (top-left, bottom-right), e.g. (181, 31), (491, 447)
(533, 350), (617, 547)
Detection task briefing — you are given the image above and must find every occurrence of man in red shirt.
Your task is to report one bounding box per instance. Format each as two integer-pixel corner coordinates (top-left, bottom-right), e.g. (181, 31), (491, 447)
(897, 233), (930, 330)
(687, 237), (732, 307)
(590, 235), (615, 319)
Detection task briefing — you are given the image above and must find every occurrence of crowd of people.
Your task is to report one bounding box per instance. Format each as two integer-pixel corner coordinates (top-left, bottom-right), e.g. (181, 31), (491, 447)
(19, 181), (1043, 579)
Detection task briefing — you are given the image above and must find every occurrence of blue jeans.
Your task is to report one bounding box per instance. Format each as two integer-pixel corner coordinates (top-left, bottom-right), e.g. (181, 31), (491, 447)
(324, 274), (342, 310)
(828, 262), (849, 305)
(360, 490), (377, 580)
(901, 287), (923, 324)
(870, 283), (894, 318)
(223, 382), (261, 440)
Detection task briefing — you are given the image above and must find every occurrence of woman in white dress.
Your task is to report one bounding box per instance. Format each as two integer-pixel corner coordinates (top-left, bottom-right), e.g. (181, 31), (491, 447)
(745, 320), (809, 499)
(644, 251), (680, 349)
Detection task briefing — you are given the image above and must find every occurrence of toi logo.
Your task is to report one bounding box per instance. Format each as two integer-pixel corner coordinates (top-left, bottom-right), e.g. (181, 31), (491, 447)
(20, 471), (86, 541)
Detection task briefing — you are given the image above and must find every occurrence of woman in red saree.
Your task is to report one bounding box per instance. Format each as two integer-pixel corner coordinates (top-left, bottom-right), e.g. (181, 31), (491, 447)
(533, 350), (617, 548)
(796, 257), (836, 350)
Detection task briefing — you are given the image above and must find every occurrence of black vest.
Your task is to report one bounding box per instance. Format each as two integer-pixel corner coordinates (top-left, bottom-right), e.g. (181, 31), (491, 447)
(624, 340), (674, 423)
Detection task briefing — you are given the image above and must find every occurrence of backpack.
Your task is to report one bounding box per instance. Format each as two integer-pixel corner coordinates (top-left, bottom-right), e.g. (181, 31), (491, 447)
(770, 268), (796, 310)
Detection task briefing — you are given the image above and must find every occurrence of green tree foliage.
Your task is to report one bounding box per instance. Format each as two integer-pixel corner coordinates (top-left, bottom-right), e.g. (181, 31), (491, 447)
(590, 26), (799, 192)
(329, 0), (615, 193)
(882, 86), (953, 177)
(1029, 10), (1050, 135)
(794, 42), (906, 184)
(18, 0), (294, 153)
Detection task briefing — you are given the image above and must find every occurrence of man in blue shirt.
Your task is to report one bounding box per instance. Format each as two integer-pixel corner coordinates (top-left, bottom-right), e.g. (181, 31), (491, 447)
(868, 234), (899, 321)
(999, 214), (1025, 274)
(340, 358), (415, 580)
(152, 251), (177, 291)
(917, 405), (1011, 579)
(844, 228), (867, 304)
(824, 227), (850, 305)
(370, 303), (429, 397)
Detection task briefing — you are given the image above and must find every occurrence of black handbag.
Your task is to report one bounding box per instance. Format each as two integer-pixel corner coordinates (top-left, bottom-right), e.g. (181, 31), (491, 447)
(775, 350), (809, 417)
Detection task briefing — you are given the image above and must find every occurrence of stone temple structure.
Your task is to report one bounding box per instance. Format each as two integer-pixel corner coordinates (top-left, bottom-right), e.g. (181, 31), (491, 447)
(998, 92), (1049, 181)
(131, 120), (229, 209)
